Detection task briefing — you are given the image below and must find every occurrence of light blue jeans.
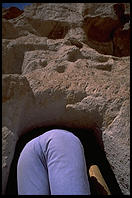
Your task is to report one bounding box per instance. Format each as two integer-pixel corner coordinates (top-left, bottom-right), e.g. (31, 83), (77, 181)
(17, 129), (91, 195)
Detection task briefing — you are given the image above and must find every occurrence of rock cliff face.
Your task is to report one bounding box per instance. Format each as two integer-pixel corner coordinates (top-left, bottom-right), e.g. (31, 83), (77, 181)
(2, 7), (24, 20)
(2, 3), (130, 195)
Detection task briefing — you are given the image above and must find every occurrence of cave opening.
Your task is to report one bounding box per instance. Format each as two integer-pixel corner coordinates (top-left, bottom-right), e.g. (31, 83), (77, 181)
(5, 125), (122, 195)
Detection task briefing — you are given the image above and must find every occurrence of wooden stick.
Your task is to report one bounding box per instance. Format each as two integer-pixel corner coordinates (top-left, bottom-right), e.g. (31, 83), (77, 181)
(89, 165), (111, 195)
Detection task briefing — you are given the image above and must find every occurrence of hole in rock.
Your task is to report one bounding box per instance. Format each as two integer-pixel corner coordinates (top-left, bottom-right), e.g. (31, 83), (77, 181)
(5, 126), (122, 195)
(48, 23), (69, 40)
(67, 49), (83, 62)
(82, 3), (130, 57)
(54, 65), (66, 73)
(28, 18), (70, 40)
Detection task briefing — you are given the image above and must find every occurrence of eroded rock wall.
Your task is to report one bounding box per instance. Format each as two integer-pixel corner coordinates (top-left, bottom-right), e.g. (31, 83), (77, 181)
(2, 3), (130, 195)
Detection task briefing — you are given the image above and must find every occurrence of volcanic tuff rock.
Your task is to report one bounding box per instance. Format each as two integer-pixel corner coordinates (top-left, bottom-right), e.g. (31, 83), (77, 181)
(2, 7), (24, 20)
(2, 3), (130, 195)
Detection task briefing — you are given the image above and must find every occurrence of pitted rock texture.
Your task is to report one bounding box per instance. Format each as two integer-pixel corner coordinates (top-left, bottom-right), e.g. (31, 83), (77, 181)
(2, 3), (130, 195)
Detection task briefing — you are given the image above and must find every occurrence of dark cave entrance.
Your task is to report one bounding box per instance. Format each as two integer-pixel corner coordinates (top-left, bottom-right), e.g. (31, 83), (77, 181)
(5, 126), (122, 195)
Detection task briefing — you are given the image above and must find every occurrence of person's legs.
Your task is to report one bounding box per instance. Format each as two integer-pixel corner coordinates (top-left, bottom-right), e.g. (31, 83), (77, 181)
(17, 129), (91, 195)
(40, 129), (90, 195)
(17, 136), (50, 195)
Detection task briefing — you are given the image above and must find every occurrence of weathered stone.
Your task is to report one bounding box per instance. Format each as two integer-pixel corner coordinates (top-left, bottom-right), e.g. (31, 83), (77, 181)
(65, 37), (83, 49)
(22, 50), (48, 74)
(82, 3), (130, 56)
(113, 23), (130, 57)
(103, 100), (130, 195)
(2, 74), (35, 193)
(2, 126), (18, 195)
(24, 3), (84, 24)
(2, 35), (48, 74)
(2, 3), (130, 56)
(2, 7), (24, 20)
(2, 18), (19, 39)
(2, 74), (33, 102)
